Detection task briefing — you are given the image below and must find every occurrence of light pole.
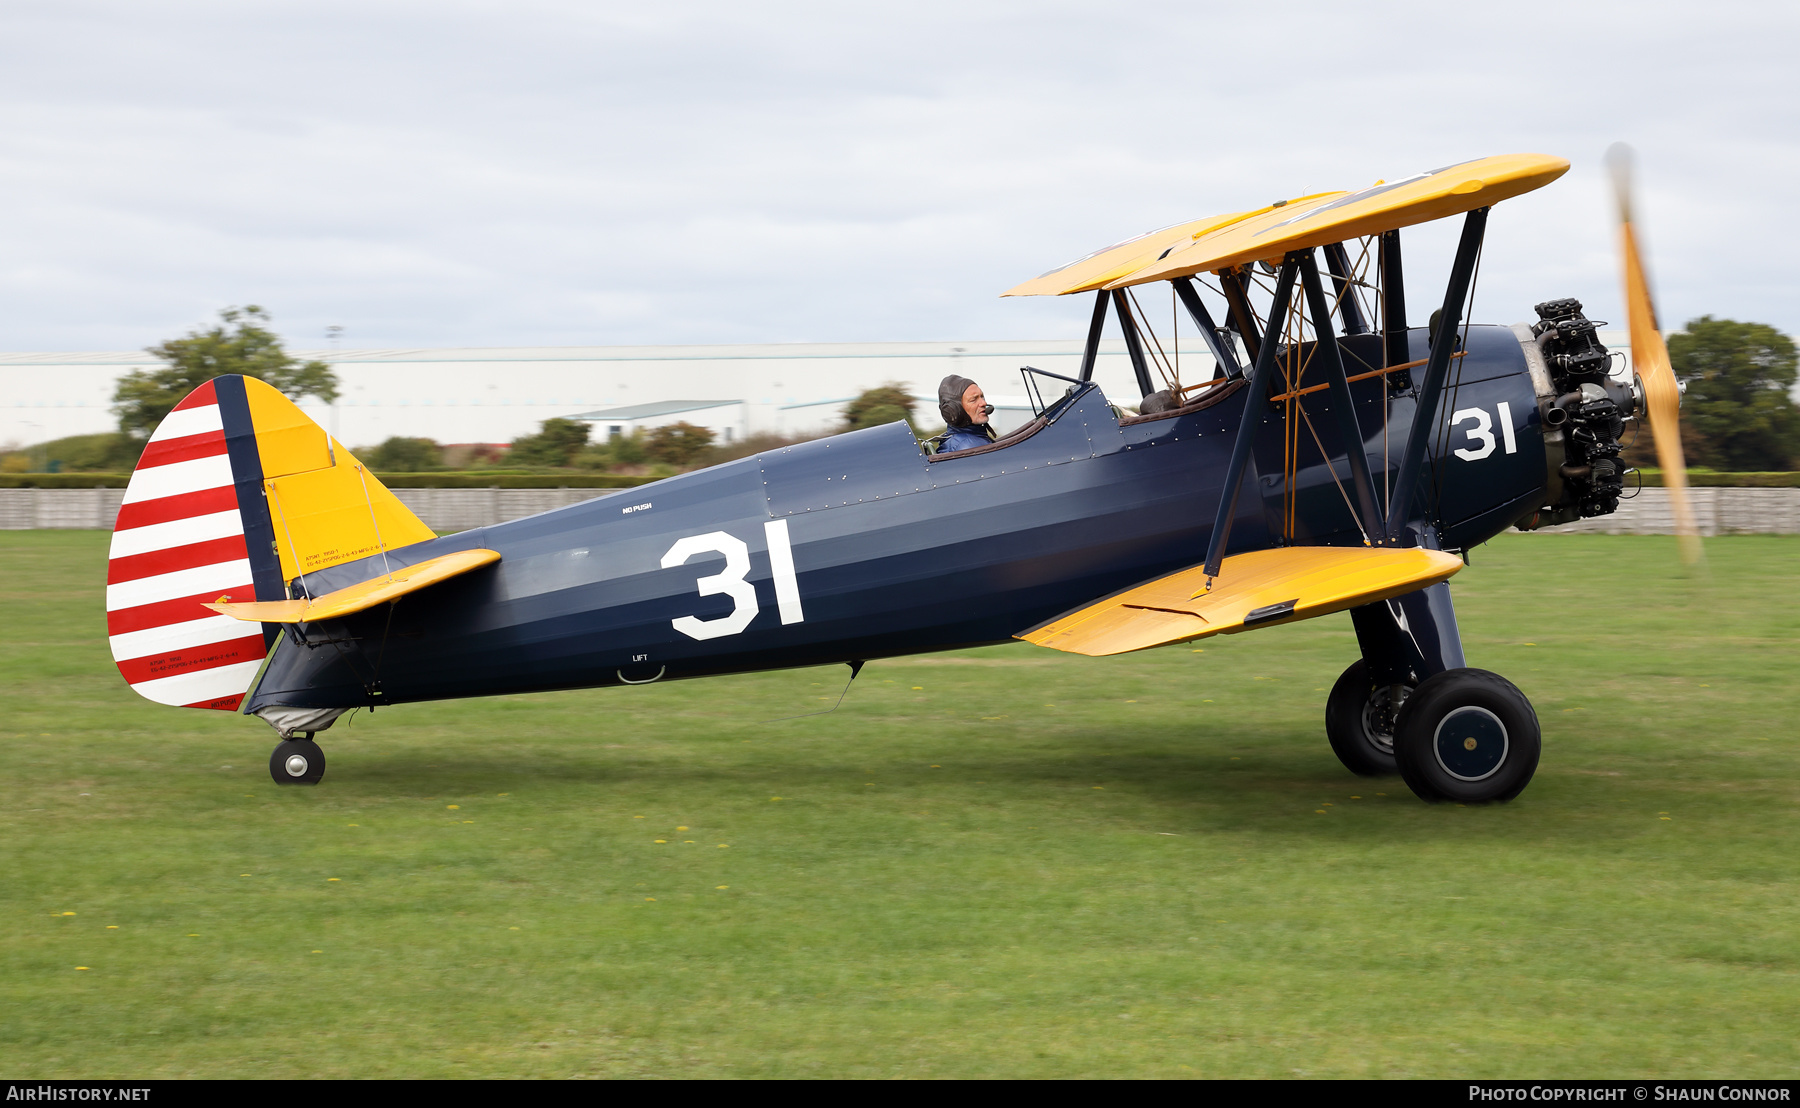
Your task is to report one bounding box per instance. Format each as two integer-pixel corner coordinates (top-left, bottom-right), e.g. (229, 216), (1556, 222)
(326, 325), (344, 441)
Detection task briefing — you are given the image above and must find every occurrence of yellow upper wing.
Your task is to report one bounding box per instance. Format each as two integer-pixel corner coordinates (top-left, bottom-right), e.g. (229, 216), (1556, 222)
(1000, 205), (1301, 297)
(1020, 546), (1463, 657)
(1003, 154), (1568, 296)
(1112, 154), (1566, 288)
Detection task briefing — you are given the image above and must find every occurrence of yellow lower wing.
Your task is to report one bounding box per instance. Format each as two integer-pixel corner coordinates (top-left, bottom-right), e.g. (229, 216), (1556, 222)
(205, 548), (501, 625)
(1019, 546), (1463, 657)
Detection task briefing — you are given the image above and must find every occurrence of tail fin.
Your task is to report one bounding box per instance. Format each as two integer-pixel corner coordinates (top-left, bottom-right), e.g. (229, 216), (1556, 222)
(106, 375), (434, 710)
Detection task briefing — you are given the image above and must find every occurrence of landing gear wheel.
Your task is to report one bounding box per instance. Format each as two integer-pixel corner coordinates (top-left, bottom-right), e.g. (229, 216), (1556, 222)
(1393, 669), (1539, 803)
(1325, 660), (1409, 776)
(270, 738), (325, 786)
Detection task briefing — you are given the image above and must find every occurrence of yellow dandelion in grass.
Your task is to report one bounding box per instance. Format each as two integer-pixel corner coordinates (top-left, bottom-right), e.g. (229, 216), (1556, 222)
(930, 765), (940, 769)
(75, 967), (89, 971)
(633, 815), (644, 819)
(1093, 786), (1104, 790)
(718, 844), (729, 848)
(1660, 817), (1672, 821)
(60, 912), (76, 917)
(462, 820), (474, 824)
(311, 950), (322, 954)
(1315, 810), (1326, 815)
(676, 826), (688, 831)
(770, 797), (782, 801)
(241, 873), (251, 877)
(187, 933), (199, 937)
(106, 925), (118, 929)
(654, 839), (667, 844)
(509, 927), (520, 931)
(645, 898), (656, 902)
(327, 878), (341, 882)
(716, 886), (729, 890)
(1351, 796), (1361, 800)
(447, 804), (460, 810)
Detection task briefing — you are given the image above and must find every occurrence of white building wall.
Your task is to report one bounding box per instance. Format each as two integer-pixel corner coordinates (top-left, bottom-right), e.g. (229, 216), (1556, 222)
(1, 328), (1638, 452)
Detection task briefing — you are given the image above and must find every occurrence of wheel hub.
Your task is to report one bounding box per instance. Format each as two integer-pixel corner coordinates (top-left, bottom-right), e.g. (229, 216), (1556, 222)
(1433, 707), (1509, 782)
(284, 753), (310, 777)
(1360, 684), (1406, 755)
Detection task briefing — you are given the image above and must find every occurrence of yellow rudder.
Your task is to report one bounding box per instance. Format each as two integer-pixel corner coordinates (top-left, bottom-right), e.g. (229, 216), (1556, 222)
(242, 377), (436, 585)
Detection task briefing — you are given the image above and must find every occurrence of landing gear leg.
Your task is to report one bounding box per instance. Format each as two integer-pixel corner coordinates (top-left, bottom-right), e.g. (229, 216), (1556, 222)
(270, 734), (326, 786)
(1332, 581), (1537, 801)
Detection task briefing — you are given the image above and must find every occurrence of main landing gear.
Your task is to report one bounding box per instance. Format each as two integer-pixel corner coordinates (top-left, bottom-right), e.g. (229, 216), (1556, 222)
(270, 735), (326, 786)
(1325, 659), (1412, 776)
(1392, 669), (1540, 803)
(1330, 582), (1541, 803)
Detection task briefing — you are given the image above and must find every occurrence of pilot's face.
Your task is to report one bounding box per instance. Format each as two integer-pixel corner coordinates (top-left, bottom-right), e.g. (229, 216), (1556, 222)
(961, 384), (988, 425)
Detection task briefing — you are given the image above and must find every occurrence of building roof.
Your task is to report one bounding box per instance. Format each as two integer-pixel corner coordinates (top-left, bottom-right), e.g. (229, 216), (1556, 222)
(567, 399), (742, 420)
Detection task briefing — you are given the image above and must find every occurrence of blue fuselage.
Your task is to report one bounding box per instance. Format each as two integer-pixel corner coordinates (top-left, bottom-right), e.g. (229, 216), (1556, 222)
(246, 325), (1549, 712)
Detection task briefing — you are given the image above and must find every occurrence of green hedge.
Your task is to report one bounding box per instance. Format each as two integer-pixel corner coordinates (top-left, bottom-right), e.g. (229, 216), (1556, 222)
(1633, 470), (1800, 488)
(0, 472), (659, 489)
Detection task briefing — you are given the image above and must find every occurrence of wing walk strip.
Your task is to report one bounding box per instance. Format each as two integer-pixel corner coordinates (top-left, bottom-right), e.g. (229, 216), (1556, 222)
(106, 383), (271, 709)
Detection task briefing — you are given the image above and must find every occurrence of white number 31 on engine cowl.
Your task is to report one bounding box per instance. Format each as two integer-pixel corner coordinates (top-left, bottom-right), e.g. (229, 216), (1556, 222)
(1451, 402), (1518, 461)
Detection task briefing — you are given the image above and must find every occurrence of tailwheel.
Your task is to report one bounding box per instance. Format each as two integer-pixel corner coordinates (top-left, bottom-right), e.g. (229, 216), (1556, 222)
(1325, 659), (1410, 776)
(1393, 669), (1540, 803)
(270, 737), (326, 786)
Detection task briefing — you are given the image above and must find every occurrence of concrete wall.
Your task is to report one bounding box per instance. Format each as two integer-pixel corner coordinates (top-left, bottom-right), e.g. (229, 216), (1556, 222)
(7, 485), (1797, 535)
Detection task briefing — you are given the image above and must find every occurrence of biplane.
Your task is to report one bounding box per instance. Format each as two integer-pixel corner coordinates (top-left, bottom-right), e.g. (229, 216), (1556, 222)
(104, 150), (1697, 803)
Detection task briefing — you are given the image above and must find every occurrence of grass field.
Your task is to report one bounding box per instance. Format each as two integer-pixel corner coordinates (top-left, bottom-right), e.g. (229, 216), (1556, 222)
(2, 530), (1797, 1078)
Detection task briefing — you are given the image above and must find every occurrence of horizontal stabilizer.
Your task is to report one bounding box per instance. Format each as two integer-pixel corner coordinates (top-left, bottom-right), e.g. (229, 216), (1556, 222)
(206, 548), (501, 625)
(1019, 546), (1463, 657)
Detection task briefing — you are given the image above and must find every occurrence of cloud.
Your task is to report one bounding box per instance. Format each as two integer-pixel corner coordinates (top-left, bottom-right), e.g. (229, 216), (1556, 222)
(0, 0), (1794, 350)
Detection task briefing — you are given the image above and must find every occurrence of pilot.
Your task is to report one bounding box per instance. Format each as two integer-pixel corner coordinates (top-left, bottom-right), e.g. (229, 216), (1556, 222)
(937, 374), (997, 452)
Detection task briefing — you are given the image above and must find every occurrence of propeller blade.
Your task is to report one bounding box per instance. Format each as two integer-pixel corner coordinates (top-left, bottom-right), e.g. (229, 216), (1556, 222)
(1607, 143), (1702, 566)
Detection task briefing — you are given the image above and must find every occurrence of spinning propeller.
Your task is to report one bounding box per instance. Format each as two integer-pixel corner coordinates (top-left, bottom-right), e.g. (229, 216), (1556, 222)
(1607, 142), (1703, 566)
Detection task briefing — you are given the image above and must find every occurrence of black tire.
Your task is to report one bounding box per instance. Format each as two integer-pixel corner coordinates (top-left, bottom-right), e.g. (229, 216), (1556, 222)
(1393, 669), (1539, 803)
(270, 739), (326, 786)
(1325, 659), (1407, 776)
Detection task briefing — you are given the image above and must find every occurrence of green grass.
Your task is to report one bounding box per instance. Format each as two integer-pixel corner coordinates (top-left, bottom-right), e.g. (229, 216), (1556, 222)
(2, 530), (1797, 1078)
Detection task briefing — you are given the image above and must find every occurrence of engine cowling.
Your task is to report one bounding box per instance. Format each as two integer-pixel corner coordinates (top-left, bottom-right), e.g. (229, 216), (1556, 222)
(1514, 298), (1641, 529)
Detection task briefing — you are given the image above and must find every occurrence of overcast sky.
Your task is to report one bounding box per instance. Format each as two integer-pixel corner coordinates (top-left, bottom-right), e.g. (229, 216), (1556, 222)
(1, 0), (1795, 353)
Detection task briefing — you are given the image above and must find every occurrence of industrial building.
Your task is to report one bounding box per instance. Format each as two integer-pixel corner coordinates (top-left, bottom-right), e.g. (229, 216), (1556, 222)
(1, 331), (1634, 453)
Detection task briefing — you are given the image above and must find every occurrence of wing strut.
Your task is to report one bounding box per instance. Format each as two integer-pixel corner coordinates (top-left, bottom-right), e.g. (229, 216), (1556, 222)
(1298, 251), (1383, 540)
(1172, 277), (1242, 378)
(1218, 266), (1263, 363)
(1077, 289), (1108, 382)
(1379, 229), (1409, 371)
(1110, 289), (1157, 397)
(1322, 242), (1370, 335)
(1202, 250), (1302, 581)
(1385, 206), (1489, 542)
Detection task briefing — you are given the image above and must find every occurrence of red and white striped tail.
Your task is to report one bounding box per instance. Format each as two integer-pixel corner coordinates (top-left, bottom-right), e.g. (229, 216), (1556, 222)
(106, 381), (268, 710)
